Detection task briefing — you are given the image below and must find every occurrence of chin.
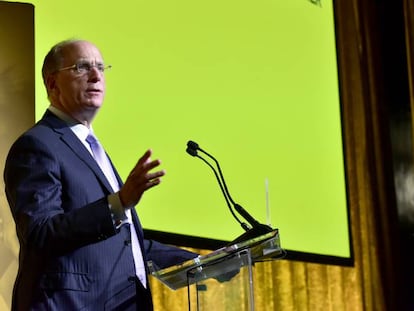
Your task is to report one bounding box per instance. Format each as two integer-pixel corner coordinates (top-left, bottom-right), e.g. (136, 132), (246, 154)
(84, 98), (104, 108)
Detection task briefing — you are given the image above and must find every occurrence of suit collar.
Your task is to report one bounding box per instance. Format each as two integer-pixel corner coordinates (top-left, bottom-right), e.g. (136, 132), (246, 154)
(48, 105), (80, 127)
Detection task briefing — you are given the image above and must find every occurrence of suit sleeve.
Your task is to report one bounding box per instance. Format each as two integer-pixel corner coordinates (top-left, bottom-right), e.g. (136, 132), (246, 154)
(143, 239), (198, 269)
(4, 134), (117, 255)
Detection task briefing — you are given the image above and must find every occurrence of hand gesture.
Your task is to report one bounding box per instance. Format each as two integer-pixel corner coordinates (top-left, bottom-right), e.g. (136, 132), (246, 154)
(119, 149), (166, 208)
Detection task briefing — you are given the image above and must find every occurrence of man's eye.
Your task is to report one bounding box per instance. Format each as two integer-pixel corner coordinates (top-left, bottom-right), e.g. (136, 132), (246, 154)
(96, 64), (105, 72)
(76, 62), (91, 72)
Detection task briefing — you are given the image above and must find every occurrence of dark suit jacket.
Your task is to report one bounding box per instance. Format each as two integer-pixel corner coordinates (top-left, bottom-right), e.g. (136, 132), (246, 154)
(3, 111), (197, 311)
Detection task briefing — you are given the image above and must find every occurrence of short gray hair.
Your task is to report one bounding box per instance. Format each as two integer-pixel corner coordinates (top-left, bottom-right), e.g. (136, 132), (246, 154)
(41, 39), (82, 94)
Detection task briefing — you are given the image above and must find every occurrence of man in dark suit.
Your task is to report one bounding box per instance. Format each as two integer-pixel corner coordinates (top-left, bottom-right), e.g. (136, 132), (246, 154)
(3, 39), (197, 311)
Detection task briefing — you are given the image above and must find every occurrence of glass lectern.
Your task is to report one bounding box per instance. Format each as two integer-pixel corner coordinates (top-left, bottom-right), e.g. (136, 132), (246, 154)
(149, 229), (283, 311)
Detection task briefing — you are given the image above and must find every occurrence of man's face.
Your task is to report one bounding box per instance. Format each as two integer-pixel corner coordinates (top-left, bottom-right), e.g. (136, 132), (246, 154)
(49, 41), (106, 122)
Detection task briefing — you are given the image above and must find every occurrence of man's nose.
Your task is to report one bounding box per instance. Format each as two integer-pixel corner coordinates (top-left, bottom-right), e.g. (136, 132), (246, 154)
(88, 66), (102, 82)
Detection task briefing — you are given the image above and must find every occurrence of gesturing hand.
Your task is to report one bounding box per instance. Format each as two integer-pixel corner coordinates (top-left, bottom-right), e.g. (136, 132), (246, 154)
(119, 149), (166, 208)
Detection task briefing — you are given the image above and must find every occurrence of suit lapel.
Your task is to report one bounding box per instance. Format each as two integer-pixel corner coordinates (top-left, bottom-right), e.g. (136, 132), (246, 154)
(40, 111), (149, 265)
(41, 111), (115, 194)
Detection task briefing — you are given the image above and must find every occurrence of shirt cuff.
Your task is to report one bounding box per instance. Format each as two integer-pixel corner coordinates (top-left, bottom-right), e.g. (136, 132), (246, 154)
(108, 193), (128, 229)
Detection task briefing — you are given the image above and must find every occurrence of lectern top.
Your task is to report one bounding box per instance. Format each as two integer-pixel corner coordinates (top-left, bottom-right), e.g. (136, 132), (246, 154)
(149, 229), (284, 290)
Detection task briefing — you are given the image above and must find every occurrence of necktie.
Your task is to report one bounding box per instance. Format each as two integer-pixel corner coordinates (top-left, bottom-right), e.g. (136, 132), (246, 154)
(86, 133), (119, 192)
(86, 133), (147, 287)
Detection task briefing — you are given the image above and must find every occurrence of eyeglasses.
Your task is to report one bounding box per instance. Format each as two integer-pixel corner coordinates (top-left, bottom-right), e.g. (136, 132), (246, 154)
(57, 61), (112, 75)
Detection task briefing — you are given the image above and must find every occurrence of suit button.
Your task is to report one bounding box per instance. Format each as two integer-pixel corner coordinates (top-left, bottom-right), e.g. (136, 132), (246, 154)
(128, 276), (136, 283)
(124, 239), (131, 246)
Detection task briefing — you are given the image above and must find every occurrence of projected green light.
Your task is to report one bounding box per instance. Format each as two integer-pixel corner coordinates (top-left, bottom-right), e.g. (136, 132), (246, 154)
(17, 0), (349, 258)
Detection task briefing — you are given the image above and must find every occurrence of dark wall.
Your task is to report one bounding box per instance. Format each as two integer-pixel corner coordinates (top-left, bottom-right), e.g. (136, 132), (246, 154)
(0, 2), (34, 309)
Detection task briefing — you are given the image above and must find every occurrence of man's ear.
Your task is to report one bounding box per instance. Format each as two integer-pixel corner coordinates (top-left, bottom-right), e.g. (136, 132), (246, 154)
(46, 74), (58, 95)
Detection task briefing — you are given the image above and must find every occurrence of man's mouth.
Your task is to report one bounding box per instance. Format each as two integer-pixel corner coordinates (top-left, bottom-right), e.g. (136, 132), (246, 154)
(86, 89), (102, 94)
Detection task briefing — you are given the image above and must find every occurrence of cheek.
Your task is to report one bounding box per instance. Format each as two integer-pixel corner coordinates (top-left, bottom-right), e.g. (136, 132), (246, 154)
(58, 84), (83, 106)
(61, 86), (76, 101)
(66, 82), (84, 97)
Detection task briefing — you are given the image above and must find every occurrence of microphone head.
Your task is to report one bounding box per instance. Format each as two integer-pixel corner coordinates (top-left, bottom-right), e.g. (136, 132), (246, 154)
(186, 147), (198, 157)
(187, 140), (199, 150)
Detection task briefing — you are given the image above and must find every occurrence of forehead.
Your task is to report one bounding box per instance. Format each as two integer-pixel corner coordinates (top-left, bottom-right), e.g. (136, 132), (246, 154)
(61, 41), (103, 63)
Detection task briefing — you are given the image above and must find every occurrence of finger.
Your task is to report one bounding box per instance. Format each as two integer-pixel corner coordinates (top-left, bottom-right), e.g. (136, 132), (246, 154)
(133, 149), (153, 170)
(145, 177), (162, 189)
(143, 159), (163, 172)
(145, 173), (167, 191)
(145, 170), (166, 181)
(129, 160), (162, 180)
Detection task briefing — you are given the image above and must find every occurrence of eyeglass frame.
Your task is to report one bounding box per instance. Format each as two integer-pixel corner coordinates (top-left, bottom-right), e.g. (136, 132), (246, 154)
(56, 60), (112, 75)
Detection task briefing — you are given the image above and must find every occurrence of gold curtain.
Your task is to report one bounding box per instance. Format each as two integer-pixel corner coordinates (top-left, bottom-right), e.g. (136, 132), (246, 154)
(150, 1), (403, 310)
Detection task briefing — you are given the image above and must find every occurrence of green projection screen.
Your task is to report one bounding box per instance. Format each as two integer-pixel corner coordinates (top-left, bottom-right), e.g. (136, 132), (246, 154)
(18, 0), (351, 261)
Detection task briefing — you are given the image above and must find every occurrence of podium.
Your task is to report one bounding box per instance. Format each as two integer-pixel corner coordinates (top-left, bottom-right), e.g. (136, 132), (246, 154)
(149, 229), (284, 310)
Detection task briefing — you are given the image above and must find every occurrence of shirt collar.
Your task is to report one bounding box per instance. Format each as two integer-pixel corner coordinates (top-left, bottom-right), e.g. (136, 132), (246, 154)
(48, 105), (92, 141)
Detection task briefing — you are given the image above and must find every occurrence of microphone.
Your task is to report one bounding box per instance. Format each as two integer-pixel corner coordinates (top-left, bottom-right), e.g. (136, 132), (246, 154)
(186, 140), (273, 244)
(186, 143), (249, 231)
